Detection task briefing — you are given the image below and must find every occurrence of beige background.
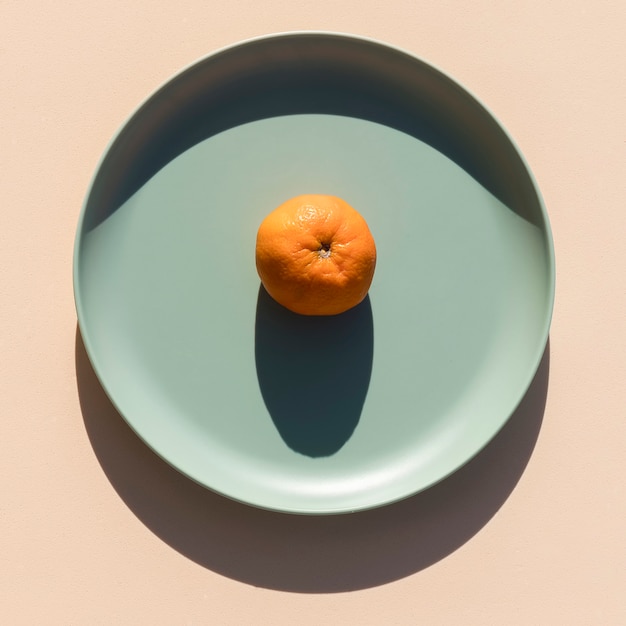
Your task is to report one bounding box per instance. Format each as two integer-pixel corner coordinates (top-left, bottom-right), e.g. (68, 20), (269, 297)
(2, 1), (625, 624)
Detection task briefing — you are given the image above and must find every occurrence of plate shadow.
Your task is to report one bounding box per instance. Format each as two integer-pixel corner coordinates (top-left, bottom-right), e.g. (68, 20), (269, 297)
(76, 326), (550, 593)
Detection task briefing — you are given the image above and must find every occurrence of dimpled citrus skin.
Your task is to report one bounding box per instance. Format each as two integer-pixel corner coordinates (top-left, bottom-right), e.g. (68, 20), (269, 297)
(255, 194), (377, 316)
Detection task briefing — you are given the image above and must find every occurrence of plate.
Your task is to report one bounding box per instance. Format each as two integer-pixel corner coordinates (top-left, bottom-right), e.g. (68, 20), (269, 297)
(74, 32), (555, 514)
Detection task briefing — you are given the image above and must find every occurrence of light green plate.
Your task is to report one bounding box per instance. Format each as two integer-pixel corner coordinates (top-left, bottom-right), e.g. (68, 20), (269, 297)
(74, 33), (555, 514)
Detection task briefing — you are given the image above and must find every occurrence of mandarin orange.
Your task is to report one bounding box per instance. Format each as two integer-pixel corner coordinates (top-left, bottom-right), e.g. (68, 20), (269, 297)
(255, 194), (377, 316)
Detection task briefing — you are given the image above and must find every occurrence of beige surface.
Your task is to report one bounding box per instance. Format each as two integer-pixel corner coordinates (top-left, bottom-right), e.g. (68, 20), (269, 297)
(2, 1), (625, 624)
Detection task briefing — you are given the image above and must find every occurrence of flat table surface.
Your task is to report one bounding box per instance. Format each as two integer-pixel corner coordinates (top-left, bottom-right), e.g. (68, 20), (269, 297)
(2, 3), (624, 624)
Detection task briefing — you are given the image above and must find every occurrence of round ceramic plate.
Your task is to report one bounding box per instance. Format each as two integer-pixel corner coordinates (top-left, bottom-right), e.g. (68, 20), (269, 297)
(74, 32), (555, 514)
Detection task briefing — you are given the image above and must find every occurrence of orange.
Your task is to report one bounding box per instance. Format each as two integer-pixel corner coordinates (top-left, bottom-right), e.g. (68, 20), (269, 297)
(255, 194), (377, 316)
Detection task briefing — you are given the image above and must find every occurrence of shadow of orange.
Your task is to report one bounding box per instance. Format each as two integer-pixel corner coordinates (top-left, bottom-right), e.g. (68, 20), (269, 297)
(255, 286), (373, 457)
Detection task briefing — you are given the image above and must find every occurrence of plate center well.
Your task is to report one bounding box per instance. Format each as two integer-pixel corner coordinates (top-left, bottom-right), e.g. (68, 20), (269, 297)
(78, 113), (548, 508)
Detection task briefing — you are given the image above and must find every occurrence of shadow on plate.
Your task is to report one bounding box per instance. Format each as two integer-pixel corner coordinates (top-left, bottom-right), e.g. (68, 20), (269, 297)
(76, 325), (550, 593)
(255, 286), (373, 457)
(81, 35), (543, 235)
